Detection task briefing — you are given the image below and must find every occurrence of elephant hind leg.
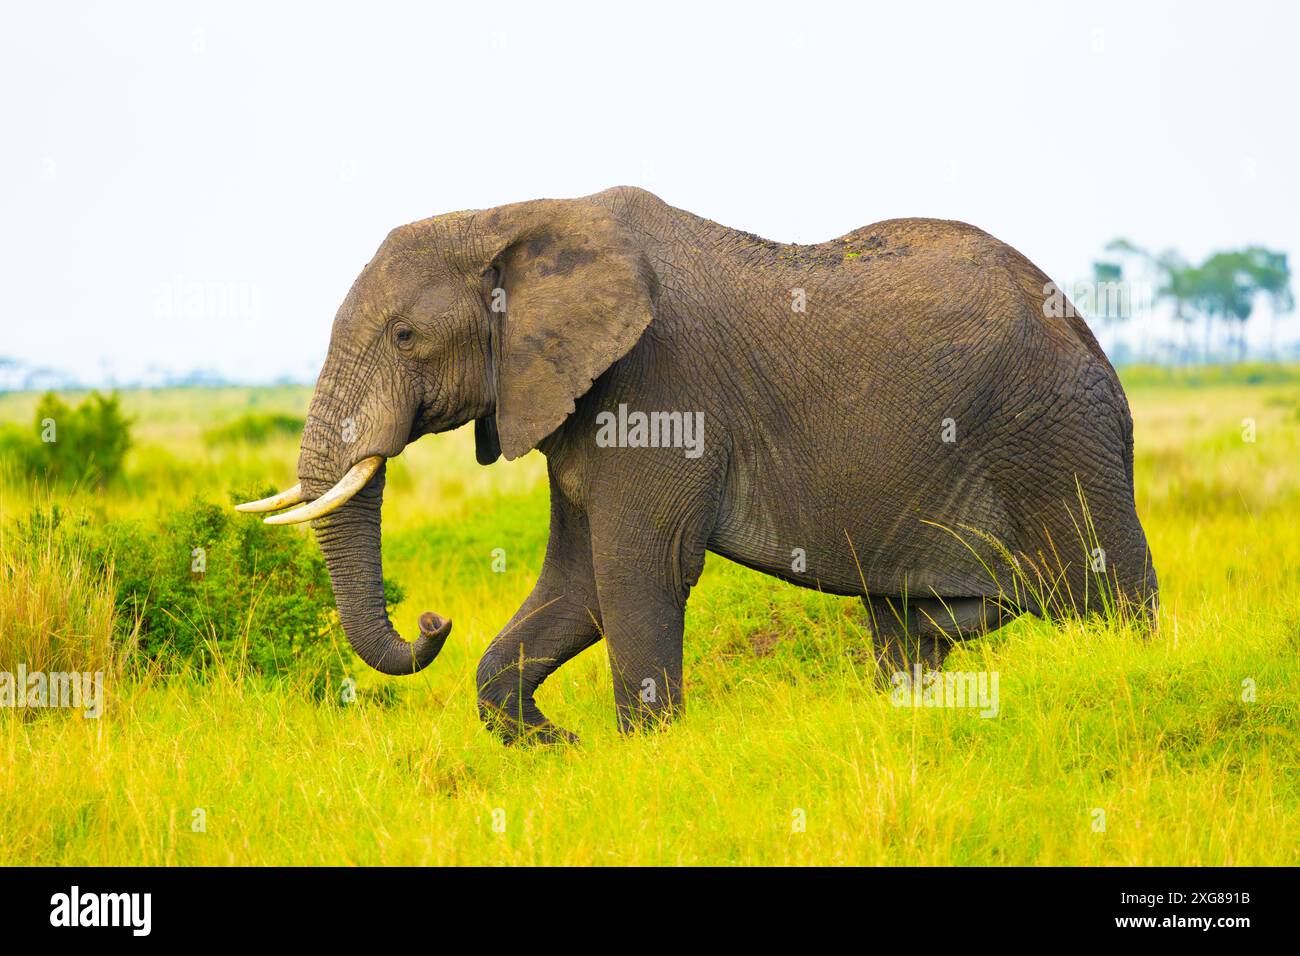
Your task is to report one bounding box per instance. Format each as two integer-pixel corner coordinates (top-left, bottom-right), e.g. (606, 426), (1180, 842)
(1006, 489), (1158, 630)
(987, 366), (1158, 628)
(863, 594), (1019, 683)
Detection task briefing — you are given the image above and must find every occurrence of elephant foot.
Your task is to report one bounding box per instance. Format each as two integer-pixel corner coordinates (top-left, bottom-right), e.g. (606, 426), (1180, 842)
(479, 701), (579, 747)
(496, 720), (580, 748)
(511, 722), (580, 747)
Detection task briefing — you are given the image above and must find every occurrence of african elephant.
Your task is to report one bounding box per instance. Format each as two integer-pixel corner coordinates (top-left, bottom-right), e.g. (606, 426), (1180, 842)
(238, 186), (1157, 744)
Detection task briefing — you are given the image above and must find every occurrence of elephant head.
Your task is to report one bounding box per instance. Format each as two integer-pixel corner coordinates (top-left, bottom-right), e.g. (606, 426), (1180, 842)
(236, 194), (660, 675)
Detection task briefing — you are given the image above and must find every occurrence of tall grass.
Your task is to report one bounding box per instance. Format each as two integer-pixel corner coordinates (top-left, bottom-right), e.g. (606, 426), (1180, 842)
(0, 506), (134, 679)
(0, 373), (1298, 865)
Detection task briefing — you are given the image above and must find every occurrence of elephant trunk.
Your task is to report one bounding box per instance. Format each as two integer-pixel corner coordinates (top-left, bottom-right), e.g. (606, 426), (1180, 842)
(311, 462), (451, 675)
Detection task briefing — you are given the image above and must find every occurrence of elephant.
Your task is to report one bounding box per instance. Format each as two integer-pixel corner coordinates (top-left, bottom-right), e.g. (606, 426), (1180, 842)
(237, 186), (1157, 744)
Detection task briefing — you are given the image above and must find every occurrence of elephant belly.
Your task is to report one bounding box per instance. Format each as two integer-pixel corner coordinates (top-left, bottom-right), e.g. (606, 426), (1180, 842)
(707, 442), (1014, 600)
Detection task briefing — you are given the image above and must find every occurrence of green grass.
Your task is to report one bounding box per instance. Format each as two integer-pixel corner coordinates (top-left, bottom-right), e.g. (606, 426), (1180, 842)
(1, 371), (1299, 865)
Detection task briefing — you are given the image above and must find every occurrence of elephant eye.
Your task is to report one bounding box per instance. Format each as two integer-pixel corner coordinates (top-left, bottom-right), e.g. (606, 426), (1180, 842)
(393, 326), (414, 348)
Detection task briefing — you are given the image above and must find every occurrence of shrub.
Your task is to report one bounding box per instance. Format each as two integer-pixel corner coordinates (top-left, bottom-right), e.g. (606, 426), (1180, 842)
(0, 424), (40, 479)
(22, 391), (133, 486)
(35, 491), (405, 695)
(203, 412), (303, 447)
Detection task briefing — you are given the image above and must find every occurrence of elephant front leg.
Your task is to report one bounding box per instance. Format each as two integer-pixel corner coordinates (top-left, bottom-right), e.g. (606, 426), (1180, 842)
(595, 571), (687, 733)
(476, 489), (601, 745)
(476, 592), (601, 745)
(589, 499), (713, 735)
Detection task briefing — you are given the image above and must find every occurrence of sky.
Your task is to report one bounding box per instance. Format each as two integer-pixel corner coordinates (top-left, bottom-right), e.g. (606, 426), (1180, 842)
(2, 0), (1297, 385)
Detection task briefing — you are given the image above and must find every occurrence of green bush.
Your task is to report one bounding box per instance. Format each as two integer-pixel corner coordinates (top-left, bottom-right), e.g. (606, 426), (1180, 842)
(13, 391), (134, 486)
(203, 412), (303, 447)
(0, 424), (40, 479)
(20, 493), (403, 696)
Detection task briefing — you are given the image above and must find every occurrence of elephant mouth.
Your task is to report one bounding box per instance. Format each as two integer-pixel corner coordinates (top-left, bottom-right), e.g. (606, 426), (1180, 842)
(236, 455), (384, 525)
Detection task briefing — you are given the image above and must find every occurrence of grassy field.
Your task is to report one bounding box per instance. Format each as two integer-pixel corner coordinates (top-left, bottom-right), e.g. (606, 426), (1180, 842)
(1, 368), (1298, 866)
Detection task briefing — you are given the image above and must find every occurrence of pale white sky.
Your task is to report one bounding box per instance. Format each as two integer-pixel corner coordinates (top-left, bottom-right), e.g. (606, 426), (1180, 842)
(2, 0), (1297, 383)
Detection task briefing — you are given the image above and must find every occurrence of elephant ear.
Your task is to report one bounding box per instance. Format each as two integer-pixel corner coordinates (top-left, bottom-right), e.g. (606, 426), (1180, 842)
(490, 208), (659, 460)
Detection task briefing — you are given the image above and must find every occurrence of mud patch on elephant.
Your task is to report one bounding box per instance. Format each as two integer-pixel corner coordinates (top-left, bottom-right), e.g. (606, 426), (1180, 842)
(841, 232), (911, 261)
(537, 246), (598, 277)
(776, 231), (912, 267)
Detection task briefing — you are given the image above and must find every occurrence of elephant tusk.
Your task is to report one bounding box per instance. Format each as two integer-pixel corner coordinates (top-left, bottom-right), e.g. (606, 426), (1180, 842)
(235, 484), (304, 513)
(263, 456), (384, 526)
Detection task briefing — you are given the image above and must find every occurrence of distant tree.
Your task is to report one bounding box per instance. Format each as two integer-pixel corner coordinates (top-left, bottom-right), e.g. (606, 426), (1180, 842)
(1192, 252), (1255, 361)
(1149, 251), (1197, 361)
(1240, 247), (1294, 358)
(0, 357), (19, 392)
(31, 391), (133, 486)
(1092, 261), (1123, 283)
(1091, 260), (1126, 318)
(1082, 260), (1131, 360)
(1098, 239), (1166, 359)
(1099, 239), (1292, 364)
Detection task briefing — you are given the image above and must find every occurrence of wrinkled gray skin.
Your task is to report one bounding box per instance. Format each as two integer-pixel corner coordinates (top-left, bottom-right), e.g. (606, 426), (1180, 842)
(292, 186), (1157, 744)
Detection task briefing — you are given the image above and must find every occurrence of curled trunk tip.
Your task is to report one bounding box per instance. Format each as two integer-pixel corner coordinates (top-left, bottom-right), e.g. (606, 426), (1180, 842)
(311, 462), (451, 676)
